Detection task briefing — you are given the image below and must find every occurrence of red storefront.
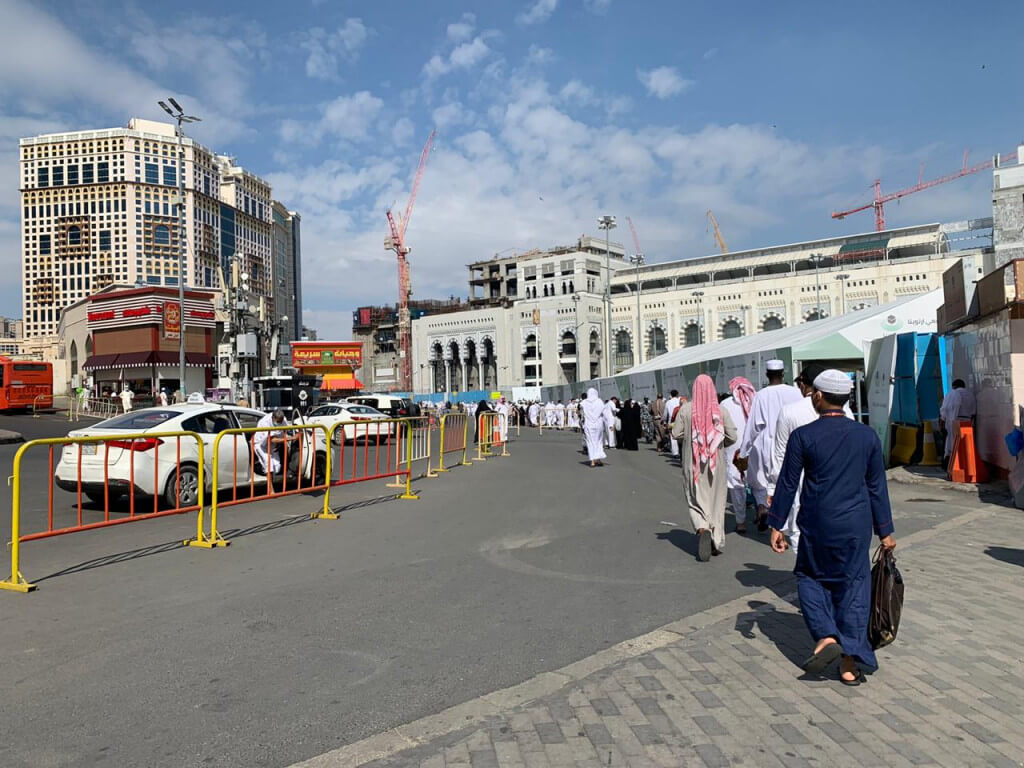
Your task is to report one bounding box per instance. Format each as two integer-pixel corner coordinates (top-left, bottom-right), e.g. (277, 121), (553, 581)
(290, 341), (364, 393)
(82, 287), (216, 399)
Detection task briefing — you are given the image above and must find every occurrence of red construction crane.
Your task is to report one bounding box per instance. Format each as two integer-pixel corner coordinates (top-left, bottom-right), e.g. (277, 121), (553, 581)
(626, 216), (642, 255)
(386, 129), (435, 393)
(832, 149), (1018, 231)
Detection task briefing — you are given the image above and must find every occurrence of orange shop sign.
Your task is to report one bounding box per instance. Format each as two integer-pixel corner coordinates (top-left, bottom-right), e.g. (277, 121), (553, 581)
(163, 301), (181, 339)
(291, 344), (362, 367)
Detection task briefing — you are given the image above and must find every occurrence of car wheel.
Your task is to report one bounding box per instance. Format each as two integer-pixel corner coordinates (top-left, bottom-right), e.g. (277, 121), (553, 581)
(164, 463), (200, 509)
(332, 428), (343, 445)
(312, 452), (327, 486)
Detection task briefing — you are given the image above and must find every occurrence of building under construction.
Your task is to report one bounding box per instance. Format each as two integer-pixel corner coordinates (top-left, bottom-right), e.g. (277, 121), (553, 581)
(353, 298), (467, 392)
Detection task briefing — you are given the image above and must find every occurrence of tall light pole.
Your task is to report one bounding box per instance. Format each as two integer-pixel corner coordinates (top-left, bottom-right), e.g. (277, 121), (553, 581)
(808, 253), (825, 320)
(597, 215), (616, 377)
(837, 273), (850, 315)
(693, 290), (705, 345)
(629, 253), (644, 366)
(158, 98), (200, 397)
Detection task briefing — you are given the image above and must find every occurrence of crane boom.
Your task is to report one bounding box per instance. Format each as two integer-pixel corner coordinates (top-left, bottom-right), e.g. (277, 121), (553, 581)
(706, 209), (727, 254)
(386, 130), (435, 392)
(626, 216), (642, 254)
(832, 150), (1018, 231)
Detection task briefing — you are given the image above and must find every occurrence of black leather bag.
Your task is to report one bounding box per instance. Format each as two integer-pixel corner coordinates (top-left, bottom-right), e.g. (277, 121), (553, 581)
(869, 546), (904, 649)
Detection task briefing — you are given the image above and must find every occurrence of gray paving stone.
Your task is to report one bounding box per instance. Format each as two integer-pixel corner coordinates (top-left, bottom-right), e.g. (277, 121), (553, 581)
(535, 723), (566, 745)
(581, 723), (613, 747)
(693, 743), (730, 768)
(691, 690), (724, 709)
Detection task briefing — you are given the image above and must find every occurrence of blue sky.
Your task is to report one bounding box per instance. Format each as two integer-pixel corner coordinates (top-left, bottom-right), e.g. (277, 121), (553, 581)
(1, 0), (1021, 339)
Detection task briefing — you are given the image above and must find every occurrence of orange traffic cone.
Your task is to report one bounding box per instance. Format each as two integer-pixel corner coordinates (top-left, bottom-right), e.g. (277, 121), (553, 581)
(920, 421), (940, 467)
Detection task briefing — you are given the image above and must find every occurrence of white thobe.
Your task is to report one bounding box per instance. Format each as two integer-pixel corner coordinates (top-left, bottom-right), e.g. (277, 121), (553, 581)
(767, 397), (854, 552)
(555, 404), (566, 428)
(663, 397), (681, 455)
(582, 398), (607, 461)
(939, 387), (977, 454)
(120, 390), (134, 413)
(567, 403), (580, 429)
(253, 412), (283, 475)
(528, 403), (540, 426)
(603, 401), (617, 447)
(495, 403), (510, 440)
(719, 396), (749, 524)
(737, 384), (803, 506)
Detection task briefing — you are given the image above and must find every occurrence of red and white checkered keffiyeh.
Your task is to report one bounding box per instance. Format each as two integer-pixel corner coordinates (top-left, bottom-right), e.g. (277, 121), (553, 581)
(729, 376), (755, 420)
(691, 374), (725, 479)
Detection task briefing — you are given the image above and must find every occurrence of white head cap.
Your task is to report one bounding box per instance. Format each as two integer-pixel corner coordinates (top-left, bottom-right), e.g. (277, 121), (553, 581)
(765, 359), (784, 372)
(813, 369), (853, 395)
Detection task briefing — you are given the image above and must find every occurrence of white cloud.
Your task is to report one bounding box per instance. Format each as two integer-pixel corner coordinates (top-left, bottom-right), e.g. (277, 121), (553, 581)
(446, 13), (476, 42)
(526, 45), (554, 67)
(302, 19), (370, 79)
(517, 0), (558, 25)
(280, 91), (384, 144)
(583, 0), (612, 13)
(392, 117), (416, 146)
(432, 102), (470, 129)
(559, 80), (596, 105)
(637, 66), (693, 99)
(703, 47), (719, 60)
(422, 36), (492, 79)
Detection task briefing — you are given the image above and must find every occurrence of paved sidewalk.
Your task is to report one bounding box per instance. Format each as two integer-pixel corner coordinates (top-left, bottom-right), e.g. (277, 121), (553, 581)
(296, 502), (1024, 768)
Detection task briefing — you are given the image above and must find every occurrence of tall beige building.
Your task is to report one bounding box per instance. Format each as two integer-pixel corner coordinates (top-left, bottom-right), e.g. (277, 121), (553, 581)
(19, 118), (276, 339)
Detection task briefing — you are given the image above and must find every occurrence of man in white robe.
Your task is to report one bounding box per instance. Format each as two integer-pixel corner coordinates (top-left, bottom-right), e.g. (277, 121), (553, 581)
(662, 389), (681, 456)
(603, 397), (618, 448)
(254, 409), (288, 475)
(766, 364), (855, 552)
(720, 378), (755, 533)
(939, 379), (977, 462)
(528, 401), (541, 427)
(581, 389), (607, 466)
(736, 359), (802, 531)
(495, 397), (510, 441)
(555, 400), (566, 429)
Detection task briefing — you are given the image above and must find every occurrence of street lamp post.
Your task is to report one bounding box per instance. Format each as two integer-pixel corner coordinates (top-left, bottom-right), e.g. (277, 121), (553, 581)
(837, 273), (850, 315)
(158, 98), (200, 397)
(629, 253), (645, 366)
(808, 253), (825, 320)
(693, 291), (705, 345)
(597, 215), (616, 377)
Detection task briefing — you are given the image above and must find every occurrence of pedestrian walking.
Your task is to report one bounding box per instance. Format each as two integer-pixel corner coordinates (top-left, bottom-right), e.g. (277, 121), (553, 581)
(582, 388), (607, 467)
(603, 396), (618, 448)
(939, 379), (977, 467)
(120, 385), (134, 413)
(473, 400), (492, 444)
(720, 376), (755, 533)
(768, 369), (896, 686)
(735, 360), (802, 531)
(662, 390), (681, 456)
(671, 374), (738, 561)
(620, 398), (641, 450)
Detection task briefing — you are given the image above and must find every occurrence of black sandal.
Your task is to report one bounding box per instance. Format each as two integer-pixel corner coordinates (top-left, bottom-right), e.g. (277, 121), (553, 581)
(801, 641), (843, 673)
(840, 668), (866, 686)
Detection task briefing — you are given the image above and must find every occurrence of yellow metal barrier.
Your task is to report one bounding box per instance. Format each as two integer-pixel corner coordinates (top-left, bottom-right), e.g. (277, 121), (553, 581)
(192, 423), (330, 548)
(389, 416), (431, 486)
(475, 411), (510, 461)
(432, 413), (471, 475)
(2, 431), (205, 594)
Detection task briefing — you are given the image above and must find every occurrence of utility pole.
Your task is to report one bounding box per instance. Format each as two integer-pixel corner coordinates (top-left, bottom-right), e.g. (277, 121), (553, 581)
(809, 253), (825, 320)
(837, 273), (850, 315)
(693, 291), (705, 345)
(597, 215), (616, 378)
(158, 99), (200, 397)
(629, 254), (644, 365)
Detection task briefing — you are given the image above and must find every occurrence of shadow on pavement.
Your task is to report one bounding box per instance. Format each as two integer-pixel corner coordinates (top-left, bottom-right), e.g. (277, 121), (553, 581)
(733, 599), (810, 671)
(34, 539), (186, 582)
(985, 546), (1024, 567)
(656, 528), (697, 559)
(734, 562), (795, 598)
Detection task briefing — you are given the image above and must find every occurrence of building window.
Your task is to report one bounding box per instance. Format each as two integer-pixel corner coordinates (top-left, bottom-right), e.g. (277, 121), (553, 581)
(36, 167), (48, 188)
(721, 319), (742, 339)
(153, 224), (171, 245)
(684, 324), (701, 348)
(763, 316), (784, 332)
(67, 225), (81, 246)
(97, 162), (109, 183)
(82, 164), (94, 184)
(614, 330), (633, 370)
(163, 165), (176, 187)
(648, 327), (667, 357)
(145, 163), (159, 184)
(99, 230), (111, 250)
(53, 165), (64, 186)
(39, 234), (51, 255)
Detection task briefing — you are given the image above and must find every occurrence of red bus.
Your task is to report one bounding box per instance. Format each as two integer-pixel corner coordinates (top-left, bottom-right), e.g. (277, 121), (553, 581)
(0, 356), (53, 411)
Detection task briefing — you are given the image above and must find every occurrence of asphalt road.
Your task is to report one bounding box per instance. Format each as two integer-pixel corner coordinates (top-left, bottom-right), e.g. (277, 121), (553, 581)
(0, 412), (979, 768)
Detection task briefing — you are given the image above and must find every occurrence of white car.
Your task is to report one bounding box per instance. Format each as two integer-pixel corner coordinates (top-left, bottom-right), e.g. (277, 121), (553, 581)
(54, 404), (328, 508)
(306, 402), (394, 444)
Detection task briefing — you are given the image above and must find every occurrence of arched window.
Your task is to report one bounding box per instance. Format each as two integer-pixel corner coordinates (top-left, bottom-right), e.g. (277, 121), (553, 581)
(684, 324), (701, 348)
(524, 333), (538, 360)
(67, 225), (81, 246)
(805, 311), (825, 323)
(69, 340), (78, 377)
(154, 224), (171, 245)
(561, 331), (577, 356)
(763, 316), (784, 332)
(568, 280), (574, 293)
(721, 320), (742, 339)
(614, 330), (633, 370)
(648, 327), (667, 358)
(561, 282), (566, 295)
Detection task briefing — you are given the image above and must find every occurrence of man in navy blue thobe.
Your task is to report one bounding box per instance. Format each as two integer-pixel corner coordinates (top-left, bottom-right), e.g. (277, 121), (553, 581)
(768, 369), (896, 685)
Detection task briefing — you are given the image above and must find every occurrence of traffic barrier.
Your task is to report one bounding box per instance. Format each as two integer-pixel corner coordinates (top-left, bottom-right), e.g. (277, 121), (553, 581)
(476, 411), (509, 460)
(0, 431), (205, 593)
(192, 424), (330, 548)
(948, 421), (988, 484)
(68, 396), (118, 422)
(31, 393), (53, 417)
(920, 421), (940, 466)
(432, 413), (471, 474)
(314, 418), (418, 520)
(389, 416), (431, 486)
(889, 425), (918, 465)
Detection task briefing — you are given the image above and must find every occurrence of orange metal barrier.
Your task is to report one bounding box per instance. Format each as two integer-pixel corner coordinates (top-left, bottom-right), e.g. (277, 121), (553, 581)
(1, 431), (205, 593)
(432, 413), (471, 475)
(193, 423), (330, 548)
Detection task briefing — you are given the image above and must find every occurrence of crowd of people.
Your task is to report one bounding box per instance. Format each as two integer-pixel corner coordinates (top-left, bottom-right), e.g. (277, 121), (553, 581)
(564, 359), (897, 687)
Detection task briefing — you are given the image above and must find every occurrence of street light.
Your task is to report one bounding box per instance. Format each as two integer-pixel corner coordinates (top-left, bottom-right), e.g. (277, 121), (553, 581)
(808, 253), (825, 321)
(597, 214), (616, 377)
(629, 253), (645, 366)
(692, 291), (705, 345)
(836, 273), (850, 315)
(158, 98), (200, 397)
